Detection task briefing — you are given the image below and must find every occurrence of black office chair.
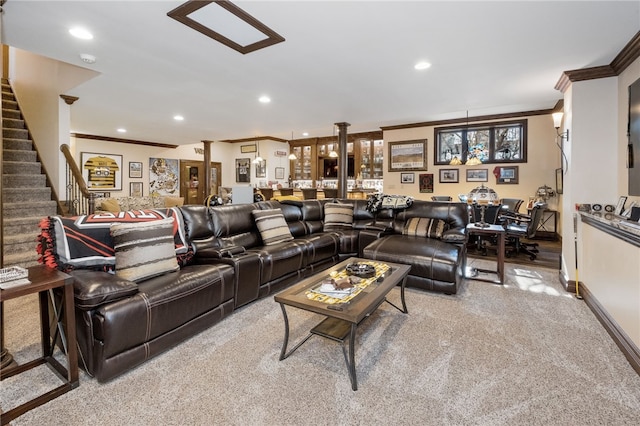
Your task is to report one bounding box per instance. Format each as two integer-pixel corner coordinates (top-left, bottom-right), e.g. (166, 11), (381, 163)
(500, 198), (524, 214)
(301, 188), (318, 200)
(503, 202), (547, 260)
(431, 196), (453, 201)
(323, 188), (338, 199)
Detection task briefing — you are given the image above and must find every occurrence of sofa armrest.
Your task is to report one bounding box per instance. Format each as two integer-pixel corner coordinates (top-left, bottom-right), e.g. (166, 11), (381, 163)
(358, 227), (393, 256)
(193, 245), (246, 260)
(70, 270), (139, 310)
(441, 227), (468, 244)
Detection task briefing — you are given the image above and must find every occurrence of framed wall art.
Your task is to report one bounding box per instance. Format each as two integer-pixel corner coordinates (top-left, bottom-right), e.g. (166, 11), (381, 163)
(255, 159), (266, 178)
(466, 169), (488, 182)
(388, 140), (428, 171)
(130, 181), (143, 197)
(129, 161), (142, 178)
(236, 158), (251, 183)
(241, 144), (257, 153)
(496, 166), (519, 184)
(401, 172), (415, 184)
(149, 157), (179, 196)
(275, 167), (285, 180)
(439, 169), (459, 183)
(81, 152), (123, 191)
(419, 173), (434, 193)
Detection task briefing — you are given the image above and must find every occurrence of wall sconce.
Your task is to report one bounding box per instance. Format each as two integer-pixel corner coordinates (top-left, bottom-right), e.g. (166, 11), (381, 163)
(552, 112), (569, 141)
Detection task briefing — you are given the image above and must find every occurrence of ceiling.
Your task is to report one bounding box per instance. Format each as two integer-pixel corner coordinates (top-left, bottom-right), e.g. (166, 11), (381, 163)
(2, 1), (639, 145)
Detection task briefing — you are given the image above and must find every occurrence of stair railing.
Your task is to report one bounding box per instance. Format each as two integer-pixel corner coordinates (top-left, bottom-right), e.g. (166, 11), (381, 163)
(60, 144), (95, 215)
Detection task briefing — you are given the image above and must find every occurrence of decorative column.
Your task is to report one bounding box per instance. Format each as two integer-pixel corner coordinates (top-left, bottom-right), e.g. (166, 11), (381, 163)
(334, 122), (350, 198)
(202, 140), (213, 198)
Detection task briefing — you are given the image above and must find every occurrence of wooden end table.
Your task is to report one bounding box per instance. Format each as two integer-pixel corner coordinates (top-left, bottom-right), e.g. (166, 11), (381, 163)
(0, 266), (78, 425)
(466, 223), (506, 285)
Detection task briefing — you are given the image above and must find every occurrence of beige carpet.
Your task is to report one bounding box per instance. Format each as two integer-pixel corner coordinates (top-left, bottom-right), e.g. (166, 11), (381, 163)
(2, 260), (640, 425)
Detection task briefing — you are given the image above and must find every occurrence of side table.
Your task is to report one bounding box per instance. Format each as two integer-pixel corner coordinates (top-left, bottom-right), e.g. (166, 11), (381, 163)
(466, 223), (505, 285)
(0, 266), (78, 425)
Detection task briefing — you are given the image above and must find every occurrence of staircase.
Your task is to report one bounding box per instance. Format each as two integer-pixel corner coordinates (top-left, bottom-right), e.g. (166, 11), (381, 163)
(2, 78), (58, 268)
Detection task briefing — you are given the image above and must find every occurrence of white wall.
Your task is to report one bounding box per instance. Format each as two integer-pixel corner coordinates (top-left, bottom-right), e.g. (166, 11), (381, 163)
(72, 137), (292, 197)
(382, 113), (561, 212)
(8, 47), (98, 196)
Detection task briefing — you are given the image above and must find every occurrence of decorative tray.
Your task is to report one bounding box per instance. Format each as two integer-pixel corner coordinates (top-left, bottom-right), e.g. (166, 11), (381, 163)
(345, 262), (376, 278)
(306, 261), (390, 304)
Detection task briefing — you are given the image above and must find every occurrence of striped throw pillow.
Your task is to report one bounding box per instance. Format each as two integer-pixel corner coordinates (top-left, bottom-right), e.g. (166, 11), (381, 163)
(403, 217), (447, 239)
(323, 203), (354, 231)
(111, 217), (179, 282)
(253, 209), (294, 245)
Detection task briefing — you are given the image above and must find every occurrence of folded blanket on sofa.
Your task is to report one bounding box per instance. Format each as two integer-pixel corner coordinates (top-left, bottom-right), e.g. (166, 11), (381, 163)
(37, 208), (192, 272)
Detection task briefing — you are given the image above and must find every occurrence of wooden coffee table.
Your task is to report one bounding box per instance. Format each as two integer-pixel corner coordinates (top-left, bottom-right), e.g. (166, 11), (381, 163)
(274, 257), (411, 391)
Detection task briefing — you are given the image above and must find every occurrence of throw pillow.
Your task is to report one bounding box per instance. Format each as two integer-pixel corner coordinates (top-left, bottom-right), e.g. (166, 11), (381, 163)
(252, 208), (294, 245)
(100, 198), (121, 213)
(111, 217), (179, 282)
(323, 202), (354, 231)
(164, 196), (184, 207)
(403, 217), (447, 239)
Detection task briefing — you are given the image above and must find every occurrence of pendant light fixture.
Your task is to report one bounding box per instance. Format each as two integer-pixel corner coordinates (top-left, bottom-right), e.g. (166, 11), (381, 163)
(253, 141), (263, 164)
(288, 131), (297, 160)
(329, 126), (338, 158)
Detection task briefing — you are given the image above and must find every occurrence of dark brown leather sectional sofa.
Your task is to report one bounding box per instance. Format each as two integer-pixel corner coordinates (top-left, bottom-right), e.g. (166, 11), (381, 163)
(66, 199), (468, 382)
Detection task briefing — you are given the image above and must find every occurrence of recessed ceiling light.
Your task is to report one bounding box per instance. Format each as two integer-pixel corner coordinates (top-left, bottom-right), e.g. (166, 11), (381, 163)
(414, 61), (431, 70)
(117, 128), (126, 133)
(302, 132), (309, 137)
(69, 27), (94, 40)
(174, 115), (184, 121)
(80, 54), (96, 64)
(258, 95), (271, 104)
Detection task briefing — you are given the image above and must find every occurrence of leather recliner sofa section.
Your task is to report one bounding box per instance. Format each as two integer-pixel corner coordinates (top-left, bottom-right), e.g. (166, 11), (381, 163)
(46, 198), (467, 382)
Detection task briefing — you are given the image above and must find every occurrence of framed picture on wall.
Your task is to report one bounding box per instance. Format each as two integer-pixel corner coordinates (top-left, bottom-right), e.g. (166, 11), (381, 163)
(130, 181), (143, 197)
(439, 169), (459, 183)
(466, 169), (488, 182)
(275, 167), (285, 180)
(255, 159), (266, 178)
(388, 140), (428, 171)
(129, 161), (142, 178)
(236, 158), (251, 183)
(419, 173), (434, 193)
(81, 152), (123, 191)
(149, 157), (179, 196)
(400, 172), (415, 184)
(496, 166), (519, 184)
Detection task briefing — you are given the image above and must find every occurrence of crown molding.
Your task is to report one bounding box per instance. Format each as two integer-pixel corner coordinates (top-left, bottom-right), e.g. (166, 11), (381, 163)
(380, 108), (554, 132)
(71, 133), (178, 149)
(555, 31), (640, 92)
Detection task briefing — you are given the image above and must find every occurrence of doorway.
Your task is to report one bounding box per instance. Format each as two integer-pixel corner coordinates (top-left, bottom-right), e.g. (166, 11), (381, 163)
(180, 160), (222, 205)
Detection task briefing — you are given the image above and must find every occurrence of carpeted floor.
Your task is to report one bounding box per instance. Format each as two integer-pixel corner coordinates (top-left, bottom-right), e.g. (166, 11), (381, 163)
(2, 260), (640, 425)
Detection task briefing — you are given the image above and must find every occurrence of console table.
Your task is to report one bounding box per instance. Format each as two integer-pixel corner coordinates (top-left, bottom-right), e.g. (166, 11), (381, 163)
(0, 266), (78, 424)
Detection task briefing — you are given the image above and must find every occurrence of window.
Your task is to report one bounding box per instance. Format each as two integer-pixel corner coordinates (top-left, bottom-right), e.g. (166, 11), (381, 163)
(434, 120), (527, 165)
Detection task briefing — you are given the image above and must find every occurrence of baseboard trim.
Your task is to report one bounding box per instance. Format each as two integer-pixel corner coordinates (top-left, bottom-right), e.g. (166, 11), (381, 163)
(581, 283), (640, 376)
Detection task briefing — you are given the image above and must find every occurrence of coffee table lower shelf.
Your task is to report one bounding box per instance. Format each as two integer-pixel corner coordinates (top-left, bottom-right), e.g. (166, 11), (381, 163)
(274, 258), (411, 391)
